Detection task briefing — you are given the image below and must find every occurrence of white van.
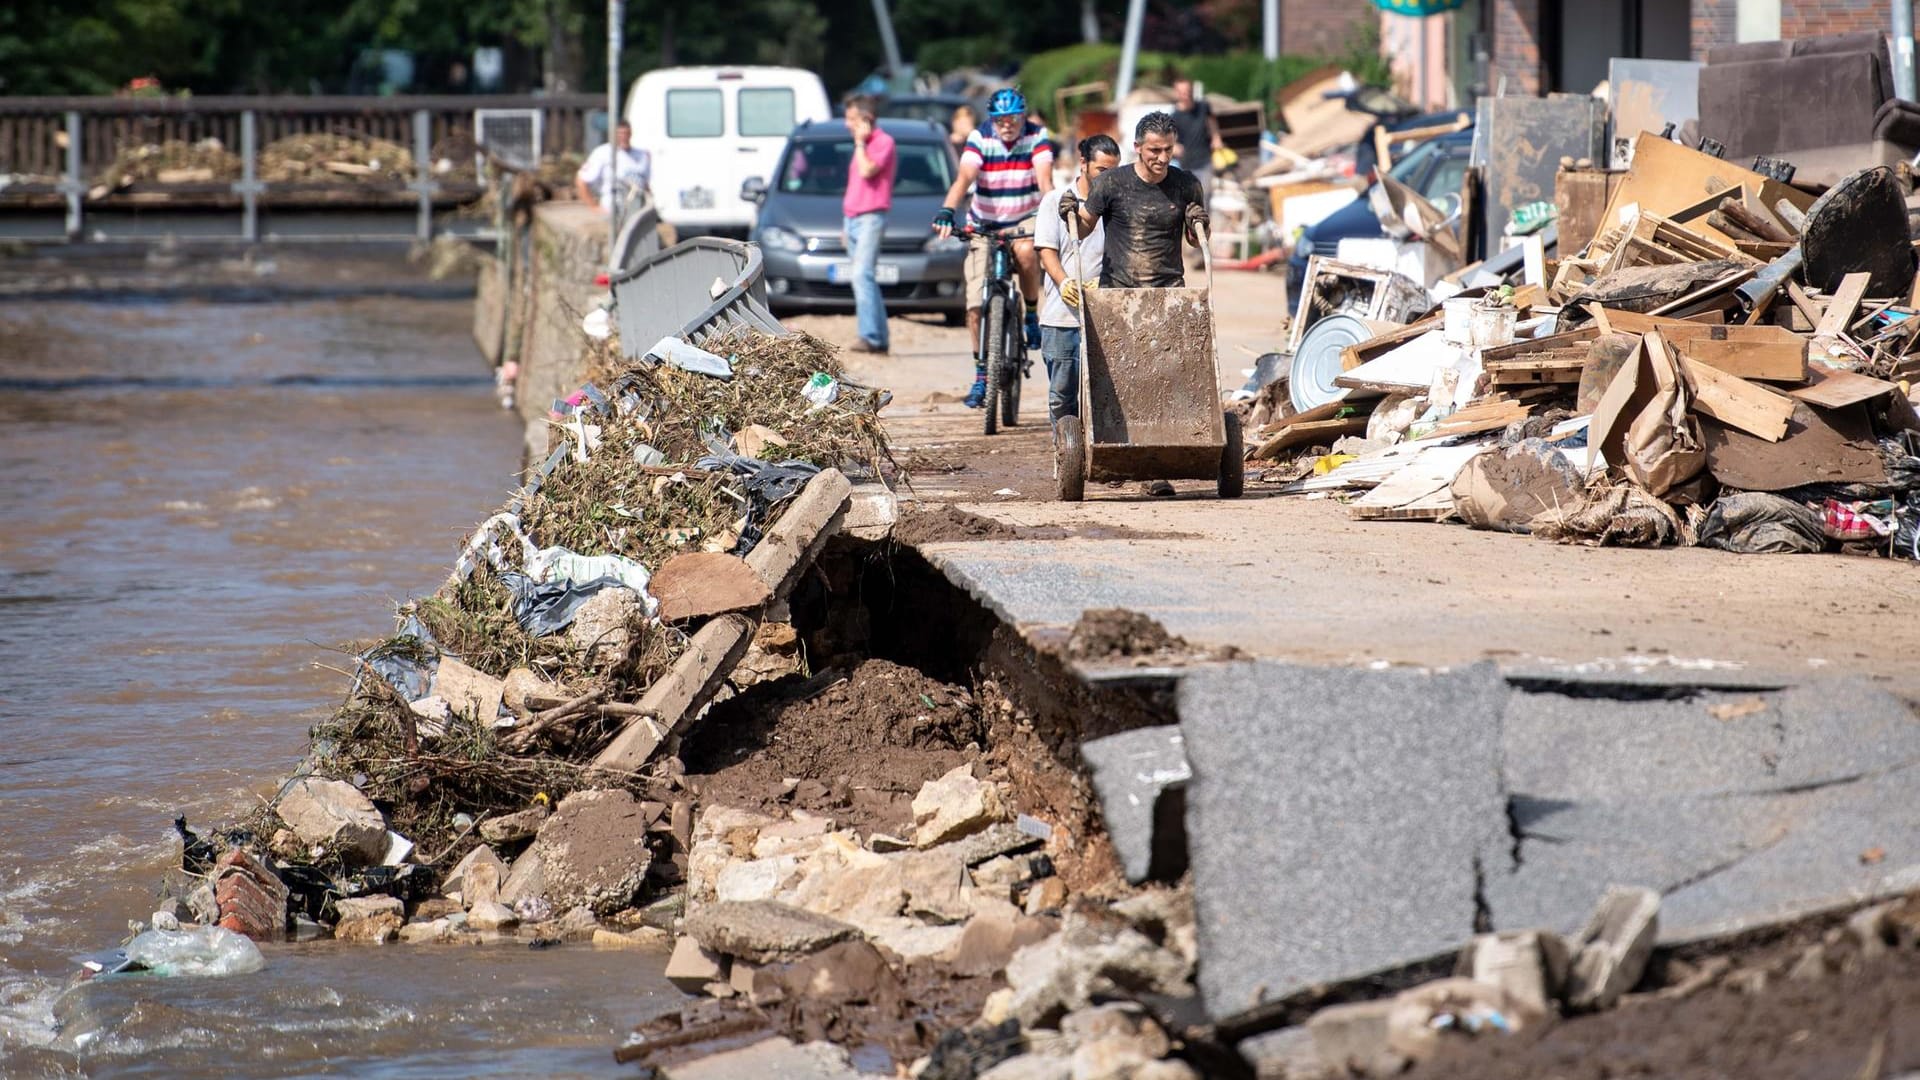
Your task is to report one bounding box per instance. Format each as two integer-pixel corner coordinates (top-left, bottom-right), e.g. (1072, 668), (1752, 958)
(626, 66), (832, 235)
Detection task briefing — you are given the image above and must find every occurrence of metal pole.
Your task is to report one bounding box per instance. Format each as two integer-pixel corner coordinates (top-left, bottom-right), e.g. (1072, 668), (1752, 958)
(1116, 0), (1147, 103)
(412, 109), (433, 241)
(871, 0), (904, 79)
(63, 111), (82, 242)
(1262, 0), (1279, 61)
(608, 0), (624, 273)
(238, 110), (261, 243)
(1895, 0), (1916, 102)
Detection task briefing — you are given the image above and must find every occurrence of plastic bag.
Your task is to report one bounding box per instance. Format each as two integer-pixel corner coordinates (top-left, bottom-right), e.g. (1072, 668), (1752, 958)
(122, 927), (265, 978)
(802, 372), (840, 409)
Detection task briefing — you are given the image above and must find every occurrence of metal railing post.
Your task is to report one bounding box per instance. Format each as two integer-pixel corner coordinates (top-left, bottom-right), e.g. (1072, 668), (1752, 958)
(59, 111), (84, 241)
(235, 110), (264, 243)
(410, 109), (436, 240)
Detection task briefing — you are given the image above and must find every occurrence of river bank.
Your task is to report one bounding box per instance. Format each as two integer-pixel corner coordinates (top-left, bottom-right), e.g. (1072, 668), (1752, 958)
(0, 252), (684, 1075)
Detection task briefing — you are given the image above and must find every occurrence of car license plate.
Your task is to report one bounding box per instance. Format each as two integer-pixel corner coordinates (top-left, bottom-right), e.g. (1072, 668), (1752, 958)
(679, 186), (713, 210)
(826, 262), (900, 285)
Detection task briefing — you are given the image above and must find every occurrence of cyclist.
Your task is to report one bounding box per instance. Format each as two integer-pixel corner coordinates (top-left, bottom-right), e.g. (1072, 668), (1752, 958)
(933, 87), (1055, 409)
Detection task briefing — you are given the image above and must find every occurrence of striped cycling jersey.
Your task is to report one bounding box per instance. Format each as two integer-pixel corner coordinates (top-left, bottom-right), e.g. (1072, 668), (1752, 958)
(961, 121), (1055, 229)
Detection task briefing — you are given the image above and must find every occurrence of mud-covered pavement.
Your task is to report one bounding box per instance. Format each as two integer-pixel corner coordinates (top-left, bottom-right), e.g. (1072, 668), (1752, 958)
(795, 272), (1920, 693)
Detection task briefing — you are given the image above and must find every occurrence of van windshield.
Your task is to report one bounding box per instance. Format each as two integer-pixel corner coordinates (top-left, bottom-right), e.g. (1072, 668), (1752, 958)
(777, 138), (953, 197)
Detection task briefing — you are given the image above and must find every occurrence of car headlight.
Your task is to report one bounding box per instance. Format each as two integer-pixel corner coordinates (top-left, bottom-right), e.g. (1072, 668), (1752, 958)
(759, 226), (804, 253)
(1294, 237), (1313, 256)
(924, 234), (965, 254)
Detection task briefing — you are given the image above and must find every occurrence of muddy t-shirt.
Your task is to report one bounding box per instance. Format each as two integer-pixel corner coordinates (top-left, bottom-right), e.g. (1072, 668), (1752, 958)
(1084, 164), (1204, 289)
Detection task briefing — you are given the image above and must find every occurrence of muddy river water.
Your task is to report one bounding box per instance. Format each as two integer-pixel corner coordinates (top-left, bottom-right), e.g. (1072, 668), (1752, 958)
(0, 264), (677, 1075)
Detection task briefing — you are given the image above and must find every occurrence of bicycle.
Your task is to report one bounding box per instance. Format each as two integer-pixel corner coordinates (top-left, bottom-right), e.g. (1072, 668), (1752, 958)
(959, 225), (1035, 435)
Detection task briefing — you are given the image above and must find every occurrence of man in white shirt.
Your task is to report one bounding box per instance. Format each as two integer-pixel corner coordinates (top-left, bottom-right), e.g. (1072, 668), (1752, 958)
(575, 121), (651, 213)
(1033, 134), (1120, 425)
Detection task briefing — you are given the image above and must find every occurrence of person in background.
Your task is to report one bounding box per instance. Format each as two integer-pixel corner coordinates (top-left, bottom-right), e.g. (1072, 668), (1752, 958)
(948, 104), (978, 154)
(1033, 134), (1120, 427)
(1169, 77), (1222, 206)
(575, 121), (651, 214)
(842, 95), (897, 355)
(933, 87), (1054, 408)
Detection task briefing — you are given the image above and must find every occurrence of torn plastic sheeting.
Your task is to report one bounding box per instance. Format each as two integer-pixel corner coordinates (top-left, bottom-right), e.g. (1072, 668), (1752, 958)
(647, 336), (733, 379)
(534, 549), (659, 616)
(1696, 492), (1825, 555)
(500, 571), (633, 638)
(118, 927), (265, 978)
(357, 614), (438, 701)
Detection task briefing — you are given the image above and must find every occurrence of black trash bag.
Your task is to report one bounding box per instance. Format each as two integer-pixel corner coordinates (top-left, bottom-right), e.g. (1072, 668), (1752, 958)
(1697, 492), (1826, 554)
(334, 863), (440, 907)
(498, 570), (632, 637)
(1892, 495), (1920, 560)
(698, 452), (822, 555)
(277, 862), (342, 922)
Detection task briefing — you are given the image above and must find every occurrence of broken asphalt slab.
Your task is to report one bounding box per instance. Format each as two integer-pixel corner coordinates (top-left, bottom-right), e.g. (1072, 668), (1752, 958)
(1177, 660), (1509, 1023)
(1488, 678), (1920, 941)
(1168, 657), (1920, 1024)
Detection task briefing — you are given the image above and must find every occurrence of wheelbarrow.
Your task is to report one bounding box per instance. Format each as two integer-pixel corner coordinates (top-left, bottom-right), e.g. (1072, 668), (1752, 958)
(1053, 226), (1244, 501)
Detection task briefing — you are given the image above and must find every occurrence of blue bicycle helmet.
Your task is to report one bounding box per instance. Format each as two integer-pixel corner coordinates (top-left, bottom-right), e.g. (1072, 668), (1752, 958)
(987, 88), (1028, 119)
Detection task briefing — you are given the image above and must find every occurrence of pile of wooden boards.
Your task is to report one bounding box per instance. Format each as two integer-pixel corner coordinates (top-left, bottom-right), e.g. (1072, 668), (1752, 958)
(1248, 132), (1920, 549)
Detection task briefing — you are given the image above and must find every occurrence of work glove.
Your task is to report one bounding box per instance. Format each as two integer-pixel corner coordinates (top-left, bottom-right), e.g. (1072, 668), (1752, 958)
(1060, 279), (1098, 308)
(932, 206), (956, 235)
(1057, 190), (1080, 220)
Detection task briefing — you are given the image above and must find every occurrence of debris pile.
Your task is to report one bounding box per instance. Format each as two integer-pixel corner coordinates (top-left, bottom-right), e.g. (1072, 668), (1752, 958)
(1248, 130), (1920, 560)
(131, 324), (903, 971)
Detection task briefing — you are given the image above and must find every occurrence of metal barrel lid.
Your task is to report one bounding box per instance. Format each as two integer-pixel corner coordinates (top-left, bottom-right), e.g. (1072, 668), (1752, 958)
(1287, 314), (1394, 413)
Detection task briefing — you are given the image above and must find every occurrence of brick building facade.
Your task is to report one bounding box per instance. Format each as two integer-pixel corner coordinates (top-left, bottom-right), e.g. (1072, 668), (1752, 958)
(1280, 0), (1378, 55)
(1485, 0), (1916, 96)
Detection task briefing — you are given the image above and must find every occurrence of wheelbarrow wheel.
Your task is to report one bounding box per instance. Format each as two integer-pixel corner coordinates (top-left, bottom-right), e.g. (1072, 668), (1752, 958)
(1055, 417), (1086, 502)
(982, 294), (1007, 436)
(1218, 410), (1245, 499)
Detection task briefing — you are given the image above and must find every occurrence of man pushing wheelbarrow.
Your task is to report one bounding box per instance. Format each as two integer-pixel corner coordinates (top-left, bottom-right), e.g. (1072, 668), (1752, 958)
(1054, 112), (1244, 501)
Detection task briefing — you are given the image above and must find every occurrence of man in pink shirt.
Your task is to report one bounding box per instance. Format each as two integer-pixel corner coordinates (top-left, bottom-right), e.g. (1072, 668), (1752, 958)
(842, 95), (897, 354)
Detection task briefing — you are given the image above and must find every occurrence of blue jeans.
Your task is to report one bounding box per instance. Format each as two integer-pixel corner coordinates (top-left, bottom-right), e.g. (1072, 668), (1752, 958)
(1040, 325), (1080, 422)
(845, 212), (888, 349)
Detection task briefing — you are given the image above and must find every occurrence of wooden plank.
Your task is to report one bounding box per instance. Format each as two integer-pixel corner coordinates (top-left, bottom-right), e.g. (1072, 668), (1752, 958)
(1785, 281), (1825, 326)
(1252, 416), (1370, 458)
(1662, 325), (1807, 382)
(1588, 305), (1730, 336)
(1348, 445), (1487, 519)
(592, 469), (852, 774)
(1339, 315), (1441, 371)
(1815, 273), (1871, 338)
(1671, 348), (1795, 442)
(1789, 366), (1900, 410)
(1481, 325), (1599, 363)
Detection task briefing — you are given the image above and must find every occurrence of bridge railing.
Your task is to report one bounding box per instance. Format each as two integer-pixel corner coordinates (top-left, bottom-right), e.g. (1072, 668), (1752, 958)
(0, 95), (601, 243)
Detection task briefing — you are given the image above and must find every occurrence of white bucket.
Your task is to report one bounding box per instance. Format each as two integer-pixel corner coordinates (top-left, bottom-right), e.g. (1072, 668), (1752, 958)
(1443, 296), (1477, 346)
(1469, 302), (1518, 348)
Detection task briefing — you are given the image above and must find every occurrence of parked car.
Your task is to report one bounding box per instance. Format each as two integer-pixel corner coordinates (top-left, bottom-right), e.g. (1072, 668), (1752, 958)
(625, 66), (832, 236)
(880, 93), (987, 130)
(744, 118), (968, 319)
(1287, 128), (1474, 298)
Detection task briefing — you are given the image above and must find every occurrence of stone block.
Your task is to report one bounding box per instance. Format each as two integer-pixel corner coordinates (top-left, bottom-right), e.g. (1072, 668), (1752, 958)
(1079, 725), (1189, 884)
(664, 935), (730, 993)
(334, 895), (404, 944)
(531, 788), (653, 914)
(912, 765), (1007, 847)
(276, 776), (387, 864)
(1178, 661), (1508, 1022)
(1305, 999), (1404, 1078)
(683, 900), (859, 964)
(1564, 885), (1659, 1010)
(480, 806), (549, 844)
